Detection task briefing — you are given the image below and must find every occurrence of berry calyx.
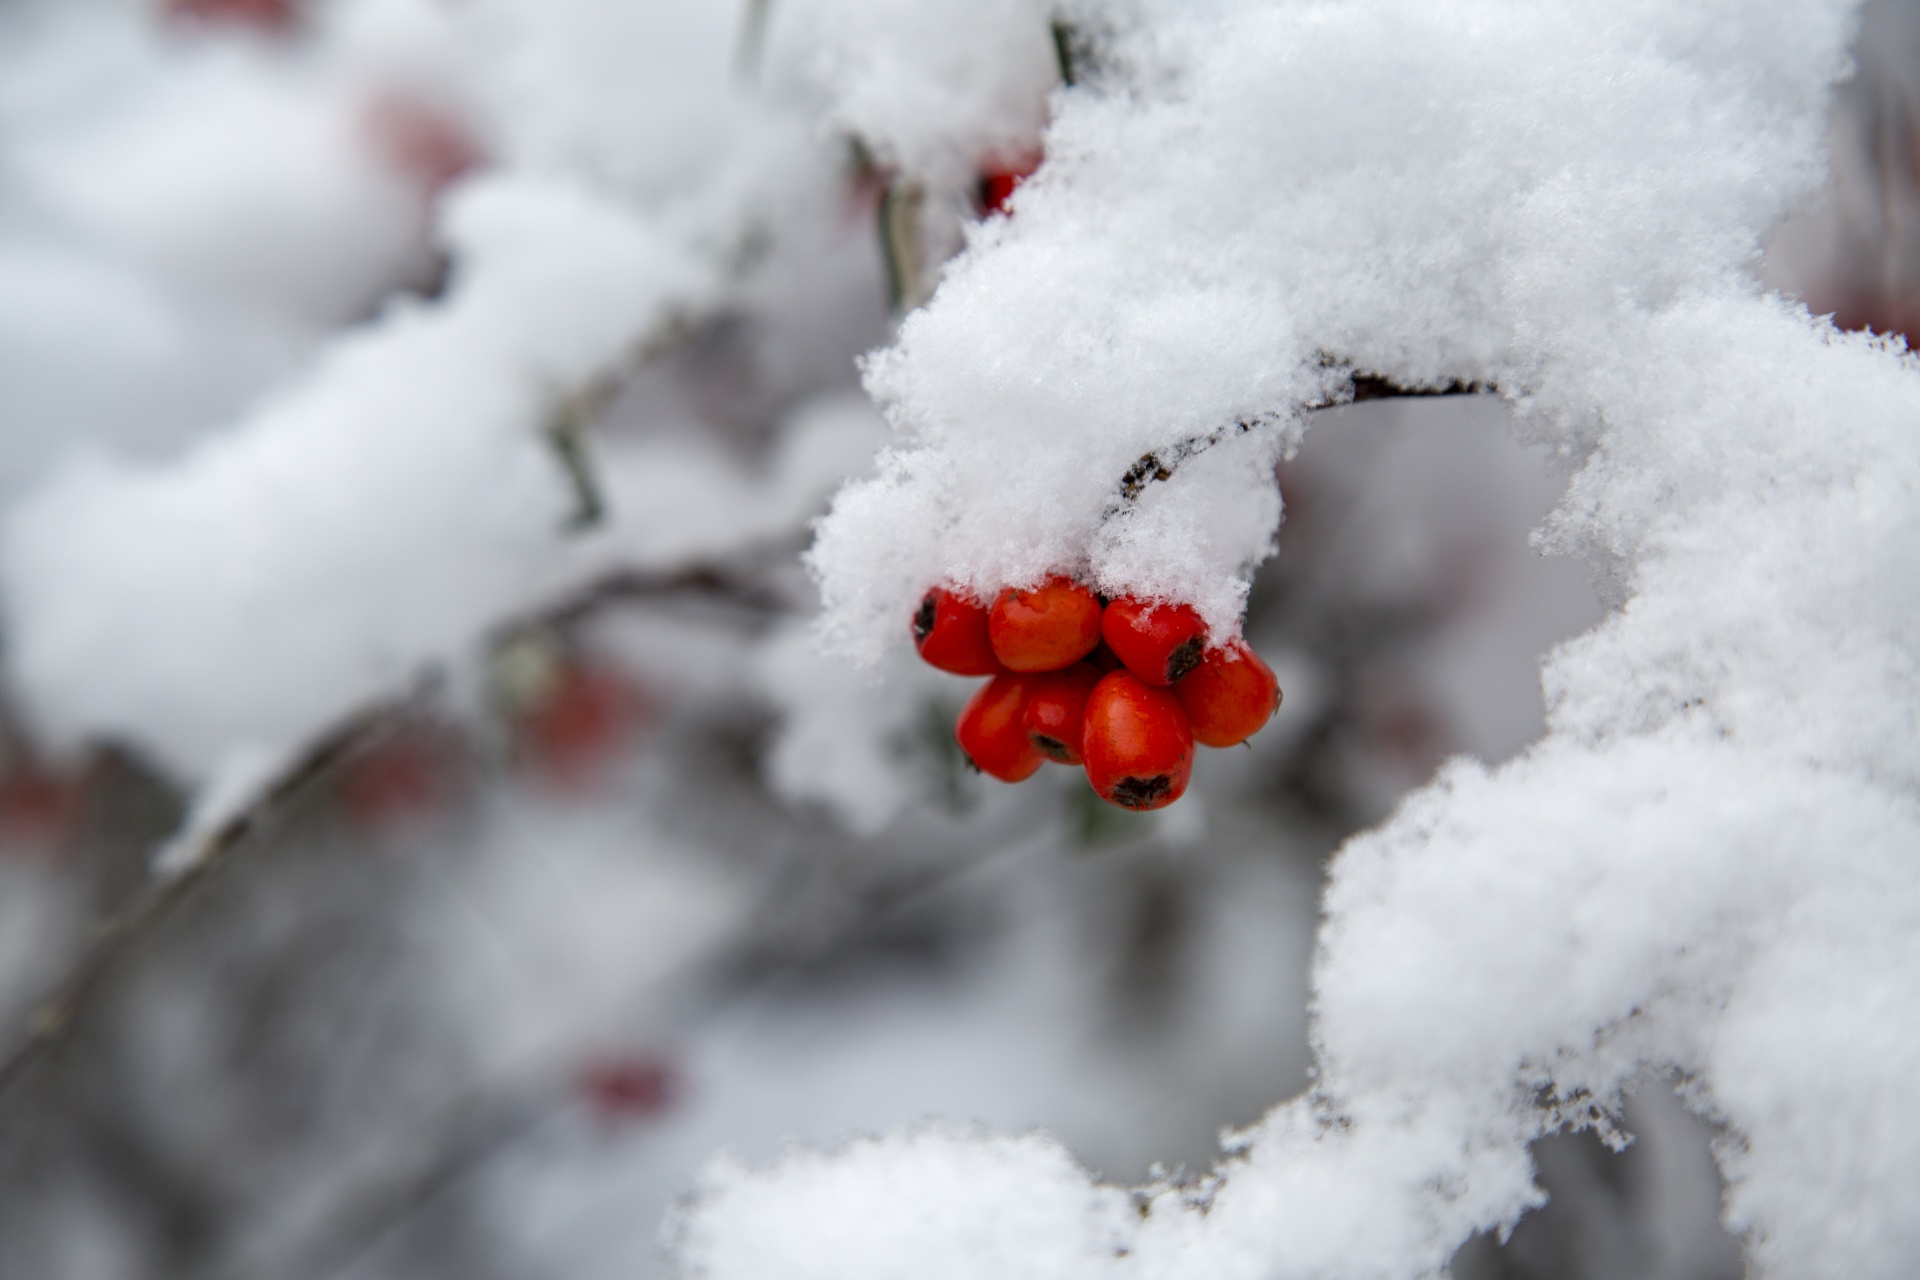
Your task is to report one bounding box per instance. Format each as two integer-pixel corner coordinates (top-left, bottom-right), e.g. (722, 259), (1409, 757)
(1101, 596), (1208, 686)
(1021, 662), (1103, 765)
(956, 674), (1045, 782)
(1082, 671), (1194, 810)
(1174, 639), (1281, 748)
(988, 578), (1103, 672)
(913, 586), (1002, 675)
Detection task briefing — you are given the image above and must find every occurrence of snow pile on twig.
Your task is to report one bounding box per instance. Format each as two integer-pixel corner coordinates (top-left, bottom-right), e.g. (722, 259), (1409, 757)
(689, 0), (1920, 1276)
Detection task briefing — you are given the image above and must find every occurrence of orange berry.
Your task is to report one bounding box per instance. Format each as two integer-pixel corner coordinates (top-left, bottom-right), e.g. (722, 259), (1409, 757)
(1101, 596), (1208, 686)
(956, 674), (1044, 782)
(988, 578), (1103, 672)
(913, 586), (1003, 676)
(1082, 671), (1194, 810)
(1021, 662), (1103, 765)
(1174, 639), (1281, 747)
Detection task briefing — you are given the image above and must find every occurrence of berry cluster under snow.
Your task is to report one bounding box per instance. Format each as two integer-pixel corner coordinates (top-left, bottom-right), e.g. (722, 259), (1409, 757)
(0, 0), (1913, 1277)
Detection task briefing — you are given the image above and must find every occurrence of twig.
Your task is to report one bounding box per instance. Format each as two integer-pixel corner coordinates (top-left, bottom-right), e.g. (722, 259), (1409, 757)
(1344, 373), (1483, 402)
(0, 707), (395, 1101)
(532, 560), (792, 632)
(1114, 373), (1484, 507)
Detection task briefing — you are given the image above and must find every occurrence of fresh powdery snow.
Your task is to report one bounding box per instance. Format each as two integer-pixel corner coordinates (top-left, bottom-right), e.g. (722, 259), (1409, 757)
(686, 1), (1920, 1279)
(2, 172), (715, 778)
(1, 0), (1916, 1276)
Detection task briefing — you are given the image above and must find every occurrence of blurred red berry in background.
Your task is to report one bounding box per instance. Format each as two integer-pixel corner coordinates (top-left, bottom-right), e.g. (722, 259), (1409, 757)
(362, 95), (483, 200)
(162, 0), (298, 34)
(520, 662), (651, 795)
(578, 1054), (678, 1123)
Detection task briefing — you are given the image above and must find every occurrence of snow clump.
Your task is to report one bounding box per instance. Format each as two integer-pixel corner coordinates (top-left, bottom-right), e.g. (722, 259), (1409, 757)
(694, 0), (1920, 1277)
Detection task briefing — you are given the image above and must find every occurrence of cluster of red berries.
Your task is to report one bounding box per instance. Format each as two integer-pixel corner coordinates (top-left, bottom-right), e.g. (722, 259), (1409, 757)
(912, 579), (1280, 811)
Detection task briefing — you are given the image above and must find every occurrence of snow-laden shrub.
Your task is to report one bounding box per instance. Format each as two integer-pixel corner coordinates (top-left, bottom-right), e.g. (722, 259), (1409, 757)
(686, 0), (1920, 1276)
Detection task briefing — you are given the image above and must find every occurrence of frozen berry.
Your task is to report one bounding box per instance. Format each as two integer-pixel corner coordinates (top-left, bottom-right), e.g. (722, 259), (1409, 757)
(913, 586), (1002, 675)
(988, 578), (1102, 672)
(1101, 597), (1208, 686)
(955, 674), (1044, 782)
(1174, 639), (1281, 748)
(1082, 671), (1194, 810)
(1021, 662), (1103, 765)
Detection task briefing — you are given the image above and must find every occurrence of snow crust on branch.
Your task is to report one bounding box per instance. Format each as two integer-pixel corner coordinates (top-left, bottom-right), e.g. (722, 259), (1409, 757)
(692, 0), (1920, 1276)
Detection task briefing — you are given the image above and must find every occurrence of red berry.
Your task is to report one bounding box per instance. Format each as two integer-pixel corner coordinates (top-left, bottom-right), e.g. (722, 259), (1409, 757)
(338, 728), (452, 834)
(362, 94), (482, 198)
(978, 154), (1040, 215)
(1082, 671), (1194, 810)
(1174, 639), (1281, 748)
(0, 768), (80, 856)
(1101, 597), (1208, 686)
(579, 1055), (677, 1122)
(1021, 662), (1102, 765)
(955, 674), (1044, 782)
(522, 662), (648, 793)
(163, 0), (297, 32)
(988, 578), (1103, 672)
(913, 586), (1002, 676)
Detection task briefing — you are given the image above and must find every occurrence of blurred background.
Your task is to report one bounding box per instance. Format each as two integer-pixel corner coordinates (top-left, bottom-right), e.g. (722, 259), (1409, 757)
(0, 1), (1911, 1277)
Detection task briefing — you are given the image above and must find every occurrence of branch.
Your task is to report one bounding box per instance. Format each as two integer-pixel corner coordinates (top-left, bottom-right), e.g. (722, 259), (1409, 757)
(1115, 372), (1485, 506)
(0, 546), (795, 1109)
(0, 705), (395, 1099)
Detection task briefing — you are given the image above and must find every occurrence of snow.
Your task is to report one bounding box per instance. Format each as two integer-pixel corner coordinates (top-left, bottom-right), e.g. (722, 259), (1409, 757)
(672, 1127), (1132, 1280)
(773, 0), (1059, 190)
(419, 792), (749, 1082)
(2, 173), (712, 777)
(0, 0), (1912, 1275)
(684, 1), (1920, 1278)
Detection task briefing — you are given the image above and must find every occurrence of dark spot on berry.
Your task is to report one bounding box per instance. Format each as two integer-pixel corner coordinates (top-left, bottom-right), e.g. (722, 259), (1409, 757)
(913, 593), (937, 642)
(1111, 773), (1172, 809)
(958, 749), (982, 774)
(1166, 635), (1204, 683)
(1032, 734), (1072, 763)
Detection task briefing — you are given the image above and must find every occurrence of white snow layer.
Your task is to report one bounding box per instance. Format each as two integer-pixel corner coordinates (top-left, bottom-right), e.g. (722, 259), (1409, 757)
(2, 174), (712, 775)
(695, 2), (1920, 1279)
